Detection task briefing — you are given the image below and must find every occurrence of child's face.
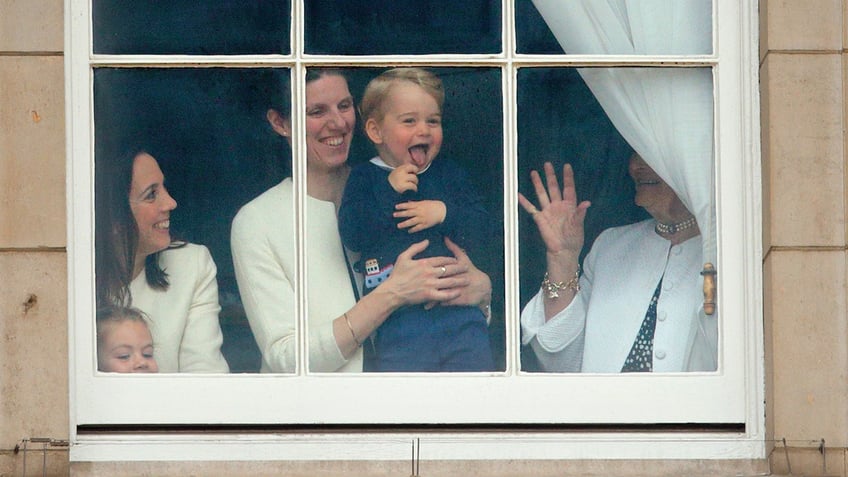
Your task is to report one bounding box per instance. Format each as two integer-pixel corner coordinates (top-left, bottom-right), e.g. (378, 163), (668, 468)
(98, 320), (159, 373)
(366, 82), (443, 170)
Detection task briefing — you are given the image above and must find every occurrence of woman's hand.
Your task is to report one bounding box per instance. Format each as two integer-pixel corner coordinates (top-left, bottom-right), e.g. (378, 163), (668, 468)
(519, 162), (590, 318)
(518, 162), (591, 258)
(339, 239), (475, 359)
(429, 237), (491, 312)
(375, 239), (467, 308)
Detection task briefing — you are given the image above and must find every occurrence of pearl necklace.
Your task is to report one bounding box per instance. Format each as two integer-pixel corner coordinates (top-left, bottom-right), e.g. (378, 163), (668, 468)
(654, 215), (697, 235)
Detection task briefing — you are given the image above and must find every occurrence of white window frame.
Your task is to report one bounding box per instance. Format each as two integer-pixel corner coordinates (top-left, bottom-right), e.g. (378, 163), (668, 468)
(66, 0), (764, 462)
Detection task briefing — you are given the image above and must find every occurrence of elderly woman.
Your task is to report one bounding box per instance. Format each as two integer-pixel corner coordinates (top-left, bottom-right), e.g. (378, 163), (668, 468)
(95, 149), (229, 373)
(519, 154), (716, 373)
(231, 69), (492, 373)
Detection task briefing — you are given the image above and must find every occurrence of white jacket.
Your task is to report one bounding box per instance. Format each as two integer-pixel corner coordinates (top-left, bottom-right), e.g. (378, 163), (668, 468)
(231, 178), (362, 373)
(521, 219), (717, 373)
(129, 243), (229, 373)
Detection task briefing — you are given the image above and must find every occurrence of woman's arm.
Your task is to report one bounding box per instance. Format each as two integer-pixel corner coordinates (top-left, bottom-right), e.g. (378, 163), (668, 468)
(332, 239), (467, 358)
(179, 245), (230, 373)
(429, 237), (492, 318)
(518, 162), (590, 320)
(232, 197), (340, 373)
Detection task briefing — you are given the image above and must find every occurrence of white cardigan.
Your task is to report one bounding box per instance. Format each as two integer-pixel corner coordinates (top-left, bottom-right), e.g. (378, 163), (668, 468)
(521, 219), (717, 373)
(231, 178), (362, 373)
(129, 243), (229, 373)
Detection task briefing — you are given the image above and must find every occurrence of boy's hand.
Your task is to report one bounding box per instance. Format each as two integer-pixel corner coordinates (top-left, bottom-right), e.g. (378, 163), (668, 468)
(388, 164), (419, 193)
(394, 200), (446, 233)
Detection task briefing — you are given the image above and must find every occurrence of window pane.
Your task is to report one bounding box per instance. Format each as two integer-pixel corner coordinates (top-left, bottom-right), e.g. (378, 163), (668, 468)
(516, 0), (713, 55)
(93, 1), (291, 55)
(517, 67), (717, 374)
(304, 1), (501, 55)
(306, 67), (505, 373)
(94, 68), (292, 373)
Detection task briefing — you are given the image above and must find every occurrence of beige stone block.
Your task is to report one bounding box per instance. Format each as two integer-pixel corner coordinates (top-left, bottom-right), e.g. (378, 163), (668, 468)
(0, 56), (66, 248)
(0, 252), (68, 450)
(765, 53), (844, 247)
(845, 0), (848, 53)
(759, 0), (769, 62)
(0, 0), (63, 52)
(763, 253), (775, 442)
(769, 445), (845, 476)
(768, 250), (847, 445)
(766, 0), (842, 51)
(760, 58), (772, 253)
(0, 448), (70, 477)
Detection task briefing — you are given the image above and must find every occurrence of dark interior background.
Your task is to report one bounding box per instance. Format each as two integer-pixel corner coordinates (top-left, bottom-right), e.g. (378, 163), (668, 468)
(93, 1), (291, 55)
(93, 1), (644, 373)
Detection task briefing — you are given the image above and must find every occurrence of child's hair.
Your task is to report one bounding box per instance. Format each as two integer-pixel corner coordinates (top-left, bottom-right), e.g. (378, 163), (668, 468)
(359, 68), (444, 124)
(96, 305), (152, 346)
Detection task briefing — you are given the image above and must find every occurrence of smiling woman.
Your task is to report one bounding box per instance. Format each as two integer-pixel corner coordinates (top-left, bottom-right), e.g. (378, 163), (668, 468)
(519, 154), (715, 373)
(95, 148), (230, 373)
(128, 153), (178, 272)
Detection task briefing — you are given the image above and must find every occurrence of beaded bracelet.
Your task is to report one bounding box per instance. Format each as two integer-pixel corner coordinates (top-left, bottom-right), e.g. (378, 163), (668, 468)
(541, 266), (581, 299)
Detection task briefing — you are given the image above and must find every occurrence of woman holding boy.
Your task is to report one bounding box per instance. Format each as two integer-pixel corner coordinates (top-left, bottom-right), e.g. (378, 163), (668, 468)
(231, 69), (492, 373)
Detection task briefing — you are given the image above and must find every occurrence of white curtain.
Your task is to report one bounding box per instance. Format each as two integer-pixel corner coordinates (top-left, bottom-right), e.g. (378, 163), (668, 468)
(531, 0), (716, 266)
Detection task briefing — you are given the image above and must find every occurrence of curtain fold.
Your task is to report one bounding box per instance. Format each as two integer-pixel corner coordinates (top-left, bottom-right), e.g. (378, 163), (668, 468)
(530, 0), (716, 266)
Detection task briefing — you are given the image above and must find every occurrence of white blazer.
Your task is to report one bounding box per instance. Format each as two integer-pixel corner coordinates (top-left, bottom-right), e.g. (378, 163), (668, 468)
(130, 243), (229, 373)
(521, 219), (717, 373)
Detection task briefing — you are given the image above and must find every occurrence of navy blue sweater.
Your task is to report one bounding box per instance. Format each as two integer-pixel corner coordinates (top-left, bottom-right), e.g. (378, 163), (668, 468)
(338, 158), (489, 287)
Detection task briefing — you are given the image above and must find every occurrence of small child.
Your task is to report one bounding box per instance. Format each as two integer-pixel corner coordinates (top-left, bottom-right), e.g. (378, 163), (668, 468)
(96, 305), (159, 373)
(338, 67), (494, 372)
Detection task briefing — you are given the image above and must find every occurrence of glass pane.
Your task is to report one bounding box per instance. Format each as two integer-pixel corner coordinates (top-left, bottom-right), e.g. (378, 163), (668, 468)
(517, 67), (717, 374)
(94, 68), (292, 374)
(305, 67), (505, 372)
(516, 0), (713, 55)
(305, 1), (501, 55)
(93, 1), (291, 55)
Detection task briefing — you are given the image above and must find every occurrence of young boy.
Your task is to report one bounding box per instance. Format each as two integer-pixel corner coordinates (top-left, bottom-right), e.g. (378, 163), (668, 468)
(338, 68), (494, 372)
(96, 305), (159, 373)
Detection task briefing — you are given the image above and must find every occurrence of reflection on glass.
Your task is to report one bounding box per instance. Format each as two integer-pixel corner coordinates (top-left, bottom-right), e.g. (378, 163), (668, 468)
(305, 1), (500, 55)
(305, 67), (505, 373)
(94, 68), (291, 373)
(517, 67), (717, 373)
(93, 1), (290, 55)
(517, 0), (712, 55)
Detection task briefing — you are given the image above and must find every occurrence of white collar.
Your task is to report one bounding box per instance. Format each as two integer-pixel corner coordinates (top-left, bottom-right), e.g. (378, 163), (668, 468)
(369, 156), (432, 175)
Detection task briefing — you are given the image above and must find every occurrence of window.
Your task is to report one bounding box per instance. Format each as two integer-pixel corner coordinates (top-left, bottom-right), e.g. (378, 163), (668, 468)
(68, 0), (764, 461)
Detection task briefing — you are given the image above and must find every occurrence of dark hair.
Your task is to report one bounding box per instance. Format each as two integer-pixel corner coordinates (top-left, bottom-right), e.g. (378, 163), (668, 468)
(95, 148), (171, 307)
(268, 68), (349, 120)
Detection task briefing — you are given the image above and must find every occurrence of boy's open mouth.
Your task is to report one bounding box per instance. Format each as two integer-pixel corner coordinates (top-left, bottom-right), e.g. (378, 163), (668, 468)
(409, 144), (429, 168)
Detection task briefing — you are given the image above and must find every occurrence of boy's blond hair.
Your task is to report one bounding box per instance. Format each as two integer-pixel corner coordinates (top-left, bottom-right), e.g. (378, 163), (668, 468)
(359, 68), (445, 124)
